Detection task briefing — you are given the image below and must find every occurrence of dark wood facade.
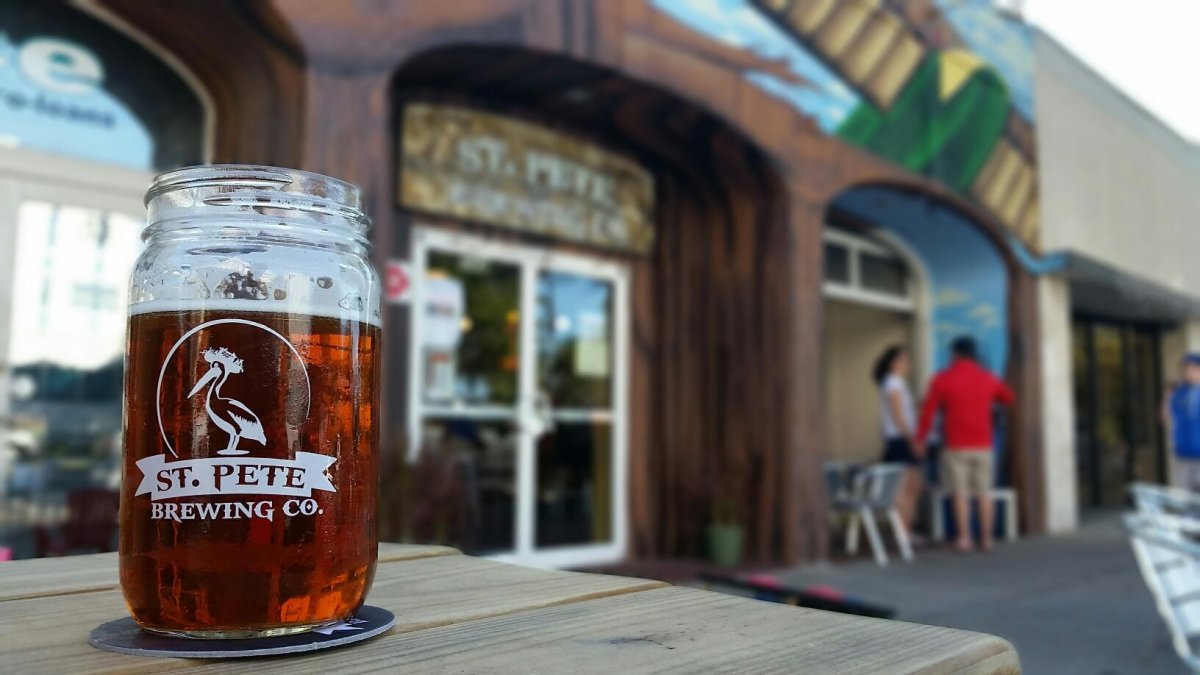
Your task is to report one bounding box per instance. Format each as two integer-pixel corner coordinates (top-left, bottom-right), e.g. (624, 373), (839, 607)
(100, 0), (1045, 564)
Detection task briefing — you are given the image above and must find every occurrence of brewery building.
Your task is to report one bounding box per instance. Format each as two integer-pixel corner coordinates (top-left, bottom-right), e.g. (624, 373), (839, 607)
(2, 0), (1199, 568)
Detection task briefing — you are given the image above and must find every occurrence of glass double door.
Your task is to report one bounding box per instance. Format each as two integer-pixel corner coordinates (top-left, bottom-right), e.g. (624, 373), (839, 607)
(1072, 319), (1164, 508)
(410, 228), (628, 568)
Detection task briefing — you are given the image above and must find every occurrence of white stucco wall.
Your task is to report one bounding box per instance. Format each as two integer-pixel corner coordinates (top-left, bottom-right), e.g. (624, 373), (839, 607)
(1034, 31), (1200, 531)
(1035, 32), (1200, 292)
(1038, 275), (1077, 533)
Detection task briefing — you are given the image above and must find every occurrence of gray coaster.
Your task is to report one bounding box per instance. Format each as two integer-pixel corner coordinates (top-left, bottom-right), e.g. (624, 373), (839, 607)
(88, 605), (395, 659)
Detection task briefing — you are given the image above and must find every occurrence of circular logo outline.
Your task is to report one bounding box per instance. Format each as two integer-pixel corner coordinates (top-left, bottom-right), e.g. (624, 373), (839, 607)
(155, 318), (312, 458)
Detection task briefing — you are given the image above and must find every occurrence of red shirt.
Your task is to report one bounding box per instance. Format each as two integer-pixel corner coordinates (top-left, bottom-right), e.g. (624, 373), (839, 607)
(916, 357), (1014, 450)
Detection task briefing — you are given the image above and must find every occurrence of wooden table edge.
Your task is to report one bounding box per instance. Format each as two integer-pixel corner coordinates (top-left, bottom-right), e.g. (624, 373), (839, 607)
(0, 543), (461, 603)
(950, 645), (1022, 675)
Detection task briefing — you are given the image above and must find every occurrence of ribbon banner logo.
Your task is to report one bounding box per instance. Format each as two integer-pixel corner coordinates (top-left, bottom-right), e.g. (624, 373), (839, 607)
(139, 318), (335, 522)
(135, 453), (337, 501)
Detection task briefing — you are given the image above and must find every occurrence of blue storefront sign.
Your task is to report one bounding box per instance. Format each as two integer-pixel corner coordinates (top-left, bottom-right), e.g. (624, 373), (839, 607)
(0, 32), (152, 168)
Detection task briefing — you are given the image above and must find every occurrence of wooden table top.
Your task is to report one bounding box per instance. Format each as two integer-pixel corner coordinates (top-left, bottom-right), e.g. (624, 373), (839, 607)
(0, 544), (1020, 673)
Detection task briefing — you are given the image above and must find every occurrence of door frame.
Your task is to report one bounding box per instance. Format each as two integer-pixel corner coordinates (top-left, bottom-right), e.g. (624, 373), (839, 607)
(408, 226), (631, 569)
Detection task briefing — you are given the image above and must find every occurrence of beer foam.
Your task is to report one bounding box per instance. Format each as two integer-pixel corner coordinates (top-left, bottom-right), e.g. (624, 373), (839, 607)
(129, 298), (382, 327)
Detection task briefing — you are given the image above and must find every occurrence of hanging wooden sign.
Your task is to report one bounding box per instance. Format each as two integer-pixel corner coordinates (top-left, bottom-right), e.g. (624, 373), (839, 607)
(399, 103), (655, 254)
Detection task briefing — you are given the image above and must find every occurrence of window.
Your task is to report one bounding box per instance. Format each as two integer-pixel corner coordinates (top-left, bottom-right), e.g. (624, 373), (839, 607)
(823, 242), (850, 284)
(822, 226), (913, 310)
(2, 197), (143, 560)
(860, 251), (907, 296)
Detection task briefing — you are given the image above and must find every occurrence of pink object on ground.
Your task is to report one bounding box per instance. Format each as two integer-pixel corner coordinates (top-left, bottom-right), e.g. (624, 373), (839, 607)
(804, 585), (843, 600)
(743, 574), (783, 590)
(0, 547), (12, 562)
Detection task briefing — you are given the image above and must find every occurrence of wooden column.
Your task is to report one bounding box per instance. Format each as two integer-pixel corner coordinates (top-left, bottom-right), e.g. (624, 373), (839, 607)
(782, 190), (830, 561)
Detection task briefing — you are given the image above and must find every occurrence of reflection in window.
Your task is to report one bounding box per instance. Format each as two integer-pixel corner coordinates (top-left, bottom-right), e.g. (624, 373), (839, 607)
(3, 201), (141, 559)
(859, 251), (907, 296)
(536, 271), (613, 409)
(536, 421), (612, 548)
(422, 253), (520, 406)
(9, 202), (141, 370)
(823, 242), (850, 284)
(417, 417), (517, 556)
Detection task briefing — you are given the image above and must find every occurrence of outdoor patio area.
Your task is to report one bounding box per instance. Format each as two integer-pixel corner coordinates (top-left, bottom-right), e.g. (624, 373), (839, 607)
(768, 514), (1183, 674)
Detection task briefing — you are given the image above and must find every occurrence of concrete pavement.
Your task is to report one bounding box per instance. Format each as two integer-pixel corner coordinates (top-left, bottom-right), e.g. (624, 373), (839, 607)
(769, 514), (1185, 674)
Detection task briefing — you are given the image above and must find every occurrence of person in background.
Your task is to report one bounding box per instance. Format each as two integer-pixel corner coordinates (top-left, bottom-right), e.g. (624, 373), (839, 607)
(873, 345), (923, 538)
(916, 336), (1013, 553)
(1166, 353), (1200, 492)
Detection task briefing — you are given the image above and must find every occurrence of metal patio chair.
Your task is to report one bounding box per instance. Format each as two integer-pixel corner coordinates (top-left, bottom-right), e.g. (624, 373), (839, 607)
(826, 462), (913, 567)
(1130, 482), (1200, 518)
(1126, 510), (1200, 671)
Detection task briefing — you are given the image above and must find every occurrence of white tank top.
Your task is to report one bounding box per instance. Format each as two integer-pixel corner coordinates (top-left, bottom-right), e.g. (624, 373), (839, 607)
(880, 374), (916, 440)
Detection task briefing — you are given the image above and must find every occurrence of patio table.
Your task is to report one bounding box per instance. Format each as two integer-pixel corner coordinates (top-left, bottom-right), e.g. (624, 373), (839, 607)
(0, 543), (1020, 673)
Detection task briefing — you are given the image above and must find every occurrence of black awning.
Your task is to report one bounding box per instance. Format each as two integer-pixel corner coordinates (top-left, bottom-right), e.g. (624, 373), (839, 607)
(1062, 252), (1200, 324)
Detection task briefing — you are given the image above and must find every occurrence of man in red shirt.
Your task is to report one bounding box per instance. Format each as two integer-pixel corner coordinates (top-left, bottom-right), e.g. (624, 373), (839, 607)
(916, 336), (1014, 552)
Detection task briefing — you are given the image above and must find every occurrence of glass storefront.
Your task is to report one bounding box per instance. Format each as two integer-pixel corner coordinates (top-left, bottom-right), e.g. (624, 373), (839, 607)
(0, 4), (203, 558)
(1072, 319), (1164, 508)
(410, 229), (627, 568)
(0, 169), (146, 558)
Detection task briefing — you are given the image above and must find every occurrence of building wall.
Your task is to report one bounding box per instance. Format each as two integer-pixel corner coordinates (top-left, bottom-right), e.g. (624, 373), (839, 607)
(1035, 30), (1200, 522)
(97, 0), (1050, 561)
(1035, 32), (1200, 291)
(823, 301), (913, 465)
(1037, 275), (1076, 532)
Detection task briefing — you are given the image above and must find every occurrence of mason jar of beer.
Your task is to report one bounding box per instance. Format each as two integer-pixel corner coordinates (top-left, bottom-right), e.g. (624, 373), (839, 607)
(120, 165), (381, 638)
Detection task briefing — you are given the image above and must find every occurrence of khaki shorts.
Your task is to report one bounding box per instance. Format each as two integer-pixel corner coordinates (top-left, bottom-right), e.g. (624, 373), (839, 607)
(941, 450), (993, 496)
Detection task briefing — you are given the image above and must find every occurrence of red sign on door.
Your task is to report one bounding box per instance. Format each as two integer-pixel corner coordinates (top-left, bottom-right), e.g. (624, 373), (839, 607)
(386, 259), (411, 304)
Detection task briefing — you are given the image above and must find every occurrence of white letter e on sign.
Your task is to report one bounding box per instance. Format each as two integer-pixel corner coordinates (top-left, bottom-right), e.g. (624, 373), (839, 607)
(20, 38), (103, 95)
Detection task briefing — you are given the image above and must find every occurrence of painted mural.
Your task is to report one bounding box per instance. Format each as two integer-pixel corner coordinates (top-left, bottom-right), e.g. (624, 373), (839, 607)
(834, 186), (1009, 375)
(834, 185), (1011, 471)
(651, 0), (1041, 251)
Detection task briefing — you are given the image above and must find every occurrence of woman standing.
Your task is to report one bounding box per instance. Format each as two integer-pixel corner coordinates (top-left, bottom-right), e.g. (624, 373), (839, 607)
(873, 345), (923, 535)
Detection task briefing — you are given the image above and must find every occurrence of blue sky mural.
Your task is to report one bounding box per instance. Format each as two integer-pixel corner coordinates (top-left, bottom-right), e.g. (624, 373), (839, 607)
(834, 186), (1009, 375)
(935, 0), (1035, 120)
(651, 0), (860, 132)
(651, 0), (1043, 253)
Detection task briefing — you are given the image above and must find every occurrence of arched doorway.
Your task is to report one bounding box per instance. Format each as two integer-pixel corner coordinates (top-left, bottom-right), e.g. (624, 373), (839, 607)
(388, 45), (794, 568)
(821, 223), (932, 466)
(821, 184), (1016, 513)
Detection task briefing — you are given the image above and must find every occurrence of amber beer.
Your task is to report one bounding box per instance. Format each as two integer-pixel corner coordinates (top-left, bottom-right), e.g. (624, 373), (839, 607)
(120, 306), (379, 636)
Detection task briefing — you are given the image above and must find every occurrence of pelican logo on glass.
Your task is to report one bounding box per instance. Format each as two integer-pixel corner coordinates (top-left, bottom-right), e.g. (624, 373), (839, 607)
(135, 318), (336, 523)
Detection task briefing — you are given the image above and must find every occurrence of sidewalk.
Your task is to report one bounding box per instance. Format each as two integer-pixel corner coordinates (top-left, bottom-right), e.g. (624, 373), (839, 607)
(769, 514), (1185, 674)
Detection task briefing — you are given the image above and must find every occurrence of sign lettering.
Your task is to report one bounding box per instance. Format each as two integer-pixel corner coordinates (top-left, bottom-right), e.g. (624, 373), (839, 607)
(135, 453), (337, 501)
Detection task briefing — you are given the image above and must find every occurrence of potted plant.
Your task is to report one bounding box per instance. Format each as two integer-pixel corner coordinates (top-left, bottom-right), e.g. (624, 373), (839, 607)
(706, 498), (744, 567)
(705, 443), (747, 566)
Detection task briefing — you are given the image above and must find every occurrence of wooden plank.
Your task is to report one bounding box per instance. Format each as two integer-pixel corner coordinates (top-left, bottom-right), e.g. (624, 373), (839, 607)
(361, 555), (665, 633)
(183, 586), (1020, 674)
(0, 544), (458, 602)
(0, 553), (663, 673)
(0, 553), (118, 603)
(0, 589), (193, 674)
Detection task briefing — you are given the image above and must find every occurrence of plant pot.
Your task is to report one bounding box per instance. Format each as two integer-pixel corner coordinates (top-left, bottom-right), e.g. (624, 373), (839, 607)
(706, 523), (744, 567)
